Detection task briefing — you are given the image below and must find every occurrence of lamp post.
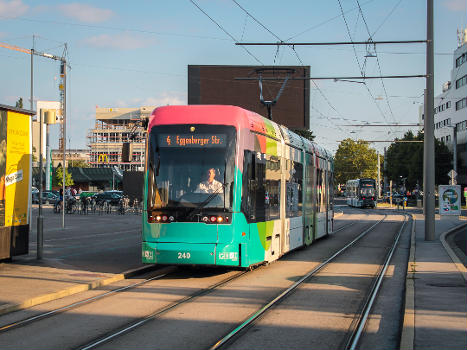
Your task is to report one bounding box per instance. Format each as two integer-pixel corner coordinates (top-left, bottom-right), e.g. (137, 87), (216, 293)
(37, 109), (56, 260)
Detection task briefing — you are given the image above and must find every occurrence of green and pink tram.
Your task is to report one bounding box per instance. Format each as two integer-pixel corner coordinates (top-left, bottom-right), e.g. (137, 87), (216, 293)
(142, 105), (333, 268)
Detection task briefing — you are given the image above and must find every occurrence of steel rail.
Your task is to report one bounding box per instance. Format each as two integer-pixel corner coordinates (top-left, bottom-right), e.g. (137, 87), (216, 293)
(77, 270), (249, 350)
(345, 214), (409, 350)
(0, 269), (173, 333)
(209, 215), (387, 350)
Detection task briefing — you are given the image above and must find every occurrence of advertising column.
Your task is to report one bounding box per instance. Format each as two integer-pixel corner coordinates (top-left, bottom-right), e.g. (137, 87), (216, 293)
(0, 105), (33, 259)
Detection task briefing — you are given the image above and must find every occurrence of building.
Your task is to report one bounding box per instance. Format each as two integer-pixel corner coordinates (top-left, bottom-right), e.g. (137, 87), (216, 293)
(420, 28), (467, 186)
(32, 100), (61, 165)
(188, 65), (310, 130)
(51, 149), (88, 167)
(87, 106), (155, 171)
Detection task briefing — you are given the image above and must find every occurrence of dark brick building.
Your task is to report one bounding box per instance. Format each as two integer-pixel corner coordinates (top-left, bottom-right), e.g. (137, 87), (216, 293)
(188, 65), (310, 129)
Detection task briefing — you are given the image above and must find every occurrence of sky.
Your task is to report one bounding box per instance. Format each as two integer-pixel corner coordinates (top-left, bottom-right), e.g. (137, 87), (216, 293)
(0, 0), (466, 154)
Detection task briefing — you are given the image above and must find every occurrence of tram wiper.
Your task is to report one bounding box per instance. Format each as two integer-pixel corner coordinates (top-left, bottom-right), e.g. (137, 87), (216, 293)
(186, 184), (226, 220)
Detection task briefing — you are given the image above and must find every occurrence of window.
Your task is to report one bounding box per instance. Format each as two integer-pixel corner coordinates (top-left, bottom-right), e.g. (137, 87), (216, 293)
(456, 97), (467, 111)
(285, 159), (303, 218)
(456, 52), (467, 67)
(456, 75), (467, 89)
(242, 150), (281, 222)
(447, 101), (451, 109)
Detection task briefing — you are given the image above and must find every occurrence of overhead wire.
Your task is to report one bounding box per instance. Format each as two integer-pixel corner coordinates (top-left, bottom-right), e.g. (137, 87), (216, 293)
(189, 0), (263, 65)
(336, 0), (397, 134)
(231, 0), (349, 135)
(0, 15), (230, 42)
(286, 0), (377, 41)
(356, 0), (397, 125)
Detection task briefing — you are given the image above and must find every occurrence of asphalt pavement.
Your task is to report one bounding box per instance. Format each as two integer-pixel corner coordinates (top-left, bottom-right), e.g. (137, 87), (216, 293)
(0, 203), (466, 350)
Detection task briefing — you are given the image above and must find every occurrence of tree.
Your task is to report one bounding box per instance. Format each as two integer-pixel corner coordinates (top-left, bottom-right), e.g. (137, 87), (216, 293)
(53, 165), (74, 187)
(69, 159), (89, 168)
(15, 97), (23, 109)
(334, 138), (379, 184)
(384, 130), (452, 190)
(292, 129), (315, 142)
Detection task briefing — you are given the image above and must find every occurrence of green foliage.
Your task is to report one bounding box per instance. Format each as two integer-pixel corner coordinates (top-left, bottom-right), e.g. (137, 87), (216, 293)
(53, 166), (74, 187)
(32, 146), (37, 162)
(334, 138), (380, 184)
(384, 130), (452, 189)
(69, 160), (89, 168)
(292, 129), (315, 142)
(15, 97), (23, 109)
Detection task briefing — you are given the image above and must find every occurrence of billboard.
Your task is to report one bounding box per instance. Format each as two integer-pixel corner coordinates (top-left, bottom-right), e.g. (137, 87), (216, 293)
(439, 185), (461, 216)
(4, 111), (30, 227)
(188, 65), (310, 129)
(0, 104), (33, 259)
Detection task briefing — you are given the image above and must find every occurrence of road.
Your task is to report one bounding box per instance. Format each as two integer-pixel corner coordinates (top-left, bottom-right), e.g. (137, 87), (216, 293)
(0, 205), (412, 350)
(28, 205), (143, 273)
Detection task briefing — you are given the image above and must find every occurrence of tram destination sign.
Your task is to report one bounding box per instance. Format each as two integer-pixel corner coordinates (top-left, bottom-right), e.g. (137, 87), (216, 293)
(158, 133), (227, 148)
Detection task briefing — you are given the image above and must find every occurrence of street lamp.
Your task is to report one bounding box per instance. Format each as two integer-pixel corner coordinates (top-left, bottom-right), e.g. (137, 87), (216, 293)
(37, 109), (56, 260)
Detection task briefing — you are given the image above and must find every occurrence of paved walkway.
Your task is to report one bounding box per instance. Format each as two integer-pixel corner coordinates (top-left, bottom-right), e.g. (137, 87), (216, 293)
(401, 212), (467, 350)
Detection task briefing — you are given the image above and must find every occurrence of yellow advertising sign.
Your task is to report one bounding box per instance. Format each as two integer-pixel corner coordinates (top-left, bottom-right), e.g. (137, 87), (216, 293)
(4, 111), (30, 227)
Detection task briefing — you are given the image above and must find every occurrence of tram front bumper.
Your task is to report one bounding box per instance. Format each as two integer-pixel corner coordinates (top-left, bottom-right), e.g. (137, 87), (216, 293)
(142, 241), (241, 266)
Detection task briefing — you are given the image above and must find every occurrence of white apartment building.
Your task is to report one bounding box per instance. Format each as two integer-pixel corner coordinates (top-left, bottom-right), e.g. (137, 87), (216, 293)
(420, 28), (467, 186)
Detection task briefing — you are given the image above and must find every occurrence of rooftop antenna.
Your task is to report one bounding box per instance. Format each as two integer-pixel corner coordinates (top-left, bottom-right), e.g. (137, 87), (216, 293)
(255, 67), (295, 120)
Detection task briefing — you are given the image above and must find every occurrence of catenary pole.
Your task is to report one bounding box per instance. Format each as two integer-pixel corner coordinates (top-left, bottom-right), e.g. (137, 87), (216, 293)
(424, 0), (435, 241)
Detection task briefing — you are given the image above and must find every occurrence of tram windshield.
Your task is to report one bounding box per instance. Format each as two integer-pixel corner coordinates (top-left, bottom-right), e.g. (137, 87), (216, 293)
(147, 125), (236, 211)
(360, 180), (376, 197)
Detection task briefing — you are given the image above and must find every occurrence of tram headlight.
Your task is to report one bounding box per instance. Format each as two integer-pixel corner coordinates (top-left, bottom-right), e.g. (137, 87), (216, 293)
(169, 216), (174, 222)
(202, 216), (209, 222)
(217, 216), (223, 223)
(156, 215), (162, 222)
(210, 216), (217, 223)
(162, 215), (168, 222)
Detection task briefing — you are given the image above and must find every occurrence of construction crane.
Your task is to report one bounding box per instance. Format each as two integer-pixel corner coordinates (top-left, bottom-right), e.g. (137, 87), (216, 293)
(1, 40), (69, 229)
(0, 41), (68, 152)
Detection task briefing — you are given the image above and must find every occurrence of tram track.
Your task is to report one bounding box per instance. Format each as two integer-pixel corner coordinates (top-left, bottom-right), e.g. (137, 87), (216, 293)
(0, 266), (175, 333)
(0, 212), (408, 350)
(73, 214), (395, 350)
(209, 214), (393, 350)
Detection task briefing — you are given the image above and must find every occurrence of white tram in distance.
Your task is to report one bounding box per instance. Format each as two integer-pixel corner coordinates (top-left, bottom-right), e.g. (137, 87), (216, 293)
(346, 178), (377, 208)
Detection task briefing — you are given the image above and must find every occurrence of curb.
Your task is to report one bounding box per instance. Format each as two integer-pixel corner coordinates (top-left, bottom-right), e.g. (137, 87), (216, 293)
(0, 264), (158, 316)
(400, 214), (415, 350)
(440, 222), (467, 282)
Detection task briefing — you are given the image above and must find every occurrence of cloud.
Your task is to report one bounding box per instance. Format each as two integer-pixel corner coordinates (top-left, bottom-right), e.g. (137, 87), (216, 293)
(0, 0), (28, 17)
(58, 3), (114, 23)
(443, 0), (466, 11)
(83, 32), (152, 50)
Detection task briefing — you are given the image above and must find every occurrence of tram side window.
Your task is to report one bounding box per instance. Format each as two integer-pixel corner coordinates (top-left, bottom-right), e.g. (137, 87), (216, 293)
(286, 160), (303, 218)
(242, 150), (281, 222)
(316, 167), (326, 213)
(304, 161), (314, 214)
(242, 150), (265, 222)
(265, 155), (281, 220)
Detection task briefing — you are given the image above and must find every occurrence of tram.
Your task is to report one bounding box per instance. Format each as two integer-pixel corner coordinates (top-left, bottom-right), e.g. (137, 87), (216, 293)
(345, 178), (377, 208)
(142, 105), (334, 268)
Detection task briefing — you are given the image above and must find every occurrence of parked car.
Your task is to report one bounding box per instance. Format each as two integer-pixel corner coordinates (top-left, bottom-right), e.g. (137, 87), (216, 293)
(32, 190), (59, 204)
(79, 191), (96, 200)
(93, 191), (123, 206)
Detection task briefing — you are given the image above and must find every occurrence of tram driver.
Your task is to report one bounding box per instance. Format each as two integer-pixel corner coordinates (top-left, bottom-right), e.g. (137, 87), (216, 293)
(195, 168), (223, 194)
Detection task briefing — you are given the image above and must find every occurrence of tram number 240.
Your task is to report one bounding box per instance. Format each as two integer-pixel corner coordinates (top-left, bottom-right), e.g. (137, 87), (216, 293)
(178, 252), (191, 259)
